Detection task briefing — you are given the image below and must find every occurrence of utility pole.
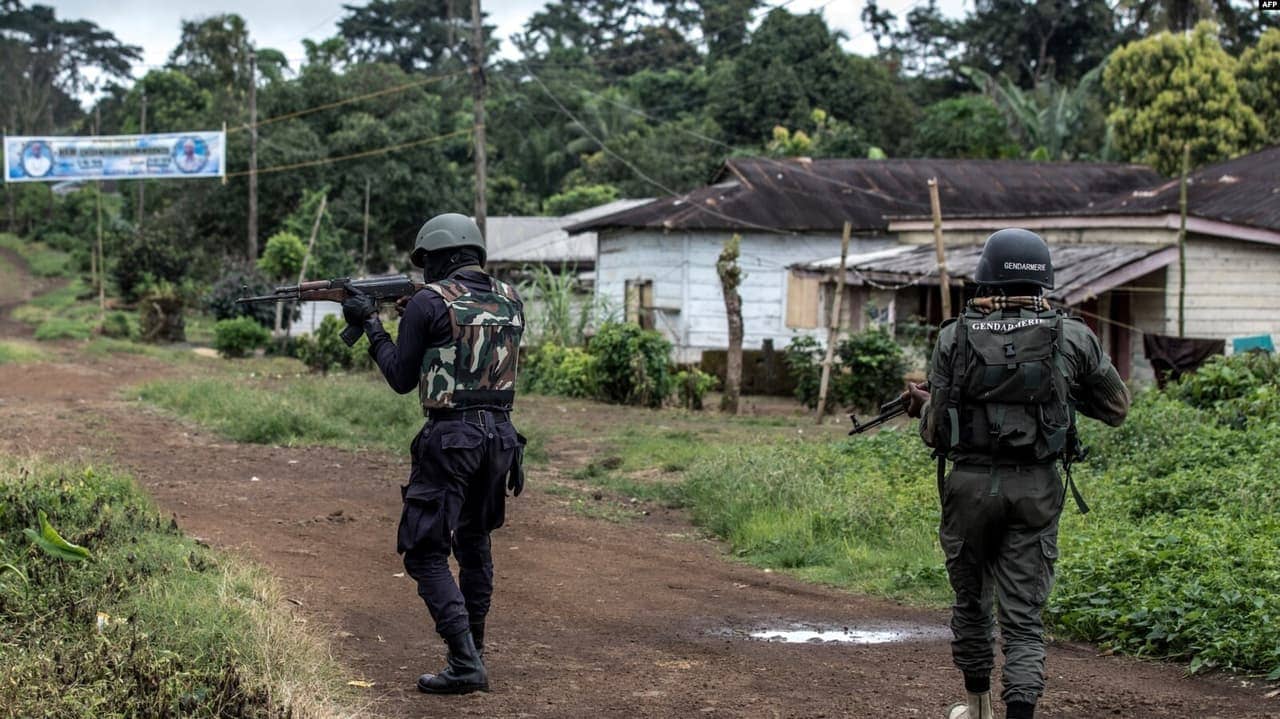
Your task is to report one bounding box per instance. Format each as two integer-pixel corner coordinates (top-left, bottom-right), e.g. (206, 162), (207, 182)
(470, 0), (487, 236)
(1178, 142), (1190, 337)
(248, 51), (259, 260)
(928, 178), (952, 319)
(362, 177), (371, 275)
(136, 91), (147, 227)
(94, 106), (105, 316)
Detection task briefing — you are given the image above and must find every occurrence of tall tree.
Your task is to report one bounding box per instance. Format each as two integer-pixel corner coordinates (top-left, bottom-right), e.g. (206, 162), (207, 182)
(0, 1), (140, 132)
(1237, 28), (1280, 145)
(338, 0), (474, 72)
(1105, 21), (1263, 174)
(960, 0), (1120, 87)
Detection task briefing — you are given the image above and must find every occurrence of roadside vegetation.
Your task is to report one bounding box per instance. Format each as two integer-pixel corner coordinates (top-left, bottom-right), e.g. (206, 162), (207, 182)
(0, 457), (353, 716)
(0, 340), (45, 365)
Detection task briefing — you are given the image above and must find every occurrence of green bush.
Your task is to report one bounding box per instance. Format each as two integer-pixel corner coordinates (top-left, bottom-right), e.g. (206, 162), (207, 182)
(33, 317), (92, 341)
(257, 232), (306, 280)
(675, 367), (718, 410)
(295, 315), (353, 374)
(590, 322), (673, 408)
(98, 310), (137, 340)
(1165, 352), (1280, 427)
(348, 318), (397, 371)
(784, 328), (907, 411)
(213, 317), (272, 358)
(204, 263), (283, 328)
(522, 343), (599, 398)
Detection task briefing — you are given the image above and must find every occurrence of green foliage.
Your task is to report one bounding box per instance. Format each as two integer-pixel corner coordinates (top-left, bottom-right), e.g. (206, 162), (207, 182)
(590, 322), (673, 408)
(112, 229), (193, 303)
(1237, 28), (1280, 144)
(1104, 22), (1264, 175)
(783, 328), (908, 411)
(1164, 352), (1280, 427)
(0, 341), (45, 365)
(0, 458), (348, 715)
(765, 109), (869, 158)
(911, 95), (1021, 159)
(98, 311), (137, 340)
(675, 368), (718, 410)
(204, 263), (281, 328)
(962, 65), (1106, 161)
(213, 317), (271, 358)
(0, 234), (73, 278)
(543, 183), (620, 216)
(256, 231), (306, 280)
(33, 317), (93, 341)
(522, 343), (599, 398)
(520, 265), (591, 346)
(137, 280), (188, 343)
(294, 315), (354, 374)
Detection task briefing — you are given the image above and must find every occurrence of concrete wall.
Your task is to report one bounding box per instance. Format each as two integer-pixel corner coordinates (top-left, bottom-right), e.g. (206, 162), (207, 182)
(596, 230), (894, 362)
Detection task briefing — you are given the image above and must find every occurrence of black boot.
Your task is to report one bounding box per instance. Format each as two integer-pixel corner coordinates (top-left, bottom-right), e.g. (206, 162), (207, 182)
(417, 630), (489, 695)
(470, 622), (485, 657)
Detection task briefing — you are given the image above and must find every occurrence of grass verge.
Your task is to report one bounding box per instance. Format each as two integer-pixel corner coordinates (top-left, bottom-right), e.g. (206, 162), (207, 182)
(0, 340), (45, 364)
(0, 232), (73, 278)
(0, 457), (353, 716)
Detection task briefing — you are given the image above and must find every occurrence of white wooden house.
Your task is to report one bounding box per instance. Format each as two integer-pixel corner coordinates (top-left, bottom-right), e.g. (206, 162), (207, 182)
(569, 157), (1164, 364)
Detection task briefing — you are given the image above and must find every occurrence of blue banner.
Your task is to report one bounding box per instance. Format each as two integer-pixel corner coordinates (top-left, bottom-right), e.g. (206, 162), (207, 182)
(4, 131), (226, 183)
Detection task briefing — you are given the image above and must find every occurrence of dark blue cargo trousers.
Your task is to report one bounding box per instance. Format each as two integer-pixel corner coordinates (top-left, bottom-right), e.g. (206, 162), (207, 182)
(398, 410), (519, 639)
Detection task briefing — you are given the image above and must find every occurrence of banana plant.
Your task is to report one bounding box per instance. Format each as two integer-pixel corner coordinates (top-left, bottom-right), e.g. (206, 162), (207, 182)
(23, 510), (91, 562)
(960, 65), (1101, 161)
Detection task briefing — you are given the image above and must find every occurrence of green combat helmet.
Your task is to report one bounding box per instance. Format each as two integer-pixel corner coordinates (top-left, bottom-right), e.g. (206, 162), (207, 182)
(973, 228), (1054, 289)
(411, 213), (486, 268)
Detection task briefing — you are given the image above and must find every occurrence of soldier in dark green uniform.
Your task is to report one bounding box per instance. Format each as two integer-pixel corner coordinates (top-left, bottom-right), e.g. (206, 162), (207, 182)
(342, 213), (525, 695)
(902, 229), (1130, 719)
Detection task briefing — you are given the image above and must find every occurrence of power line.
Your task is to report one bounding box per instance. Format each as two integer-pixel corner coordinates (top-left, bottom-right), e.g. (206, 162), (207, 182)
(225, 128), (469, 178)
(228, 69), (469, 134)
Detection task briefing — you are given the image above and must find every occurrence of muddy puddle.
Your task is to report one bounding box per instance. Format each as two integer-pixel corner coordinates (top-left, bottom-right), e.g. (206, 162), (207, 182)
(713, 622), (947, 646)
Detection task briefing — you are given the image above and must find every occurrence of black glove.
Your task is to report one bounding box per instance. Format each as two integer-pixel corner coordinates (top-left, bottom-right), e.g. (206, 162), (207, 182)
(507, 432), (528, 497)
(904, 382), (930, 418)
(342, 292), (377, 327)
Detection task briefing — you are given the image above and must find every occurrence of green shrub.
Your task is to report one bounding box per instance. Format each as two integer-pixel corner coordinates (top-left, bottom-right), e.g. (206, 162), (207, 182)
(675, 367), (718, 410)
(98, 310), (137, 340)
(257, 232), (306, 280)
(522, 343), (599, 397)
(213, 317), (271, 358)
(295, 315), (353, 374)
(590, 322), (673, 408)
(783, 329), (906, 411)
(204, 263), (283, 328)
(1165, 352), (1280, 427)
(348, 318), (397, 371)
(33, 317), (92, 341)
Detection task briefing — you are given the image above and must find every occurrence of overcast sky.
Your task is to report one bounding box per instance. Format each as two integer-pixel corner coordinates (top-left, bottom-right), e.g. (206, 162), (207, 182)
(49, 0), (968, 83)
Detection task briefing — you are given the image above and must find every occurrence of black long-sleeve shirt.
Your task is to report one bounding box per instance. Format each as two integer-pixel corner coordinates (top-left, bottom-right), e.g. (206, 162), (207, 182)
(364, 269), (494, 395)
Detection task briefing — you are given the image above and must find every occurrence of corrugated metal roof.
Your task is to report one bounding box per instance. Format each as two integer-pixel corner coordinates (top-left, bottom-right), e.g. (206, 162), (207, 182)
(1084, 145), (1280, 232)
(798, 243), (1179, 306)
(487, 198), (652, 265)
(567, 157), (1162, 234)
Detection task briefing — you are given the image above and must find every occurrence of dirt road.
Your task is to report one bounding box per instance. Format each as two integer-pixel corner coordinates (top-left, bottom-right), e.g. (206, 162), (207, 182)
(2, 299), (1278, 717)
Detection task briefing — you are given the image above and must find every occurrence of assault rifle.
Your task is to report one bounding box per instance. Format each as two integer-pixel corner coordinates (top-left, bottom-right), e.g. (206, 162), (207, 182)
(848, 382), (929, 436)
(237, 274), (423, 346)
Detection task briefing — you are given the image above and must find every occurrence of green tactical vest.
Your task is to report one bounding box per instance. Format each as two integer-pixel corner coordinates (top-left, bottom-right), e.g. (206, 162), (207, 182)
(939, 307), (1072, 464)
(419, 276), (524, 412)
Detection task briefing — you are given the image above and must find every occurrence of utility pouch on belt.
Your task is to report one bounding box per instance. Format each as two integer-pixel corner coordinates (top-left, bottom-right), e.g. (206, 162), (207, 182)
(507, 431), (527, 497)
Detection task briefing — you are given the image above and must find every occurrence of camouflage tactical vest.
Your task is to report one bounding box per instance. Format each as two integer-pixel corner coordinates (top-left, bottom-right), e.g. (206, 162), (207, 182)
(419, 276), (523, 412)
(938, 307), (1072, 464)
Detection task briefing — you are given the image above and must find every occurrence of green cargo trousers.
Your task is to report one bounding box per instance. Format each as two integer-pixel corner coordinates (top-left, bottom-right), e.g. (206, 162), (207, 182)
(939, 462), (1064, 706)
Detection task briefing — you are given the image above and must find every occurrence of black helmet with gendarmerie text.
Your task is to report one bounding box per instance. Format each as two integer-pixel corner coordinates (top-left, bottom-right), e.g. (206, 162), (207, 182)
(973, 228), (1053, 289)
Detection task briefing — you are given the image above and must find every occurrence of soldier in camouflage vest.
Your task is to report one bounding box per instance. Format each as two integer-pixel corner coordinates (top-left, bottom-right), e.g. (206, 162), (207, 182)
(902, 230), (1130, 719)
(342, 213), (525, 696)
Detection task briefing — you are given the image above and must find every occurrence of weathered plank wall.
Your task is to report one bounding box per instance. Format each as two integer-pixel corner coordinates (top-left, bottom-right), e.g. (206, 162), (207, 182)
(596, 230), (894, 362)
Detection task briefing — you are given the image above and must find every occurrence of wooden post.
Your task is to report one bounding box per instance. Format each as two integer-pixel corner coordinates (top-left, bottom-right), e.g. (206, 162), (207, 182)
(716, 234), (744, 415)
(362, 177), (371, 275)
(94, 106), (105, 316)
(928, 178), (951, 319)
(1177, 142), (1190, 338)
(136, 91), (146, 227)
(469, 0), (487, 236)
(247, 51), (259, 260)
(816, 221), (852, 423)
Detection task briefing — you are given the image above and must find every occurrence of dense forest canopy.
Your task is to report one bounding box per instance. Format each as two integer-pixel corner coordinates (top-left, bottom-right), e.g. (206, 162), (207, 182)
(1, 0), (1277, 292)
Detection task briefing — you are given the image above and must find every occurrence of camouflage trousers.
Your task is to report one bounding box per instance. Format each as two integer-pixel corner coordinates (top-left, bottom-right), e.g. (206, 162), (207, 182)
(939, 462), (1063, 706)
(398, 411), (519, 638)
